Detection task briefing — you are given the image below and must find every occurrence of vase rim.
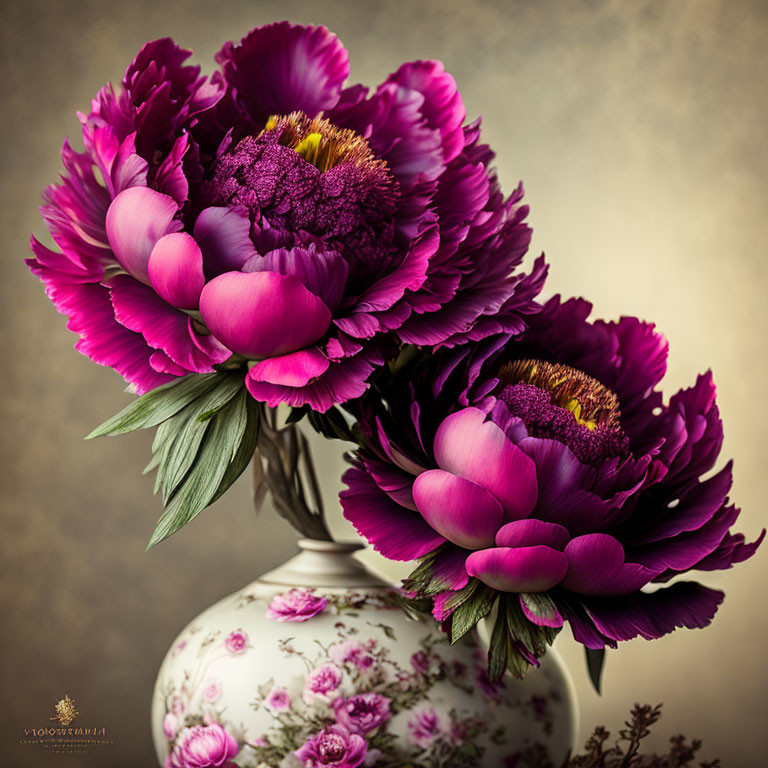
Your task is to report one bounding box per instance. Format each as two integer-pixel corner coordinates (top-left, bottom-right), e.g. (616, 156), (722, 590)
(297, 538), (365, 554)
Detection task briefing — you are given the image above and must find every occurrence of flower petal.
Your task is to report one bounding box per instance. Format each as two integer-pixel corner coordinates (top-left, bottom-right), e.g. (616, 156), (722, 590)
(433, 407), (537, 522)
(465, 546), (567, 593)
(248, 347), (329, 387)
(194, 206), (256, 277)
(199, 271), (331, 358)
(562, 534), (657, 596)
(412, 469), (503, 549)
(216, 22), (349, 125)
(105, 187), (180, 282)
(341, 467), (446, 561)
(495, 519), (570, 550)
(147, 232), (205, 309)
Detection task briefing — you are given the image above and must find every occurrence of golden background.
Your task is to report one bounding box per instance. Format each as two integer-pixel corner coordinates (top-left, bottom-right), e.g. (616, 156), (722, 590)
(1, 0), (766, 765)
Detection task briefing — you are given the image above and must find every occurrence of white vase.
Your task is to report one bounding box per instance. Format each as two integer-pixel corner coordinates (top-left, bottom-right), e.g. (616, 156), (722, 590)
(151, 540), (578, 767)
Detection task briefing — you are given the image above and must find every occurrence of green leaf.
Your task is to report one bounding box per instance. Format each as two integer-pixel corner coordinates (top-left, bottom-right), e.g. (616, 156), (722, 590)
(520, 592), (564, 628)
(451, 585), (494, 644)
(585, 646), (606, 695)
(487, 599), (509, 681)
(86, 373), (223, 438)
(146, 388), (256, 550)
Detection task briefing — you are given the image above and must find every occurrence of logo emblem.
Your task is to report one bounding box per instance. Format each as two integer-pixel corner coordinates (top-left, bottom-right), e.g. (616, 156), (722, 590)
(50, 694), (78, 726)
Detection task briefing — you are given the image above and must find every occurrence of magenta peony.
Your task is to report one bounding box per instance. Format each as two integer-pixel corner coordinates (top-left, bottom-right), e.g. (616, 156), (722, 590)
(295, 725), (367, 768)
(341, 297), (763, 675)
(165, 723), (238, 768)
(266, 588), (327, 622)
(28, 22), (545, 412)
(331, 693), (391, 734)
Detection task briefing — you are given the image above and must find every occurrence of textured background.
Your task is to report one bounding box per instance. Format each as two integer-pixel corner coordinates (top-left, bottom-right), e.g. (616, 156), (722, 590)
(1, 0), (766, 765)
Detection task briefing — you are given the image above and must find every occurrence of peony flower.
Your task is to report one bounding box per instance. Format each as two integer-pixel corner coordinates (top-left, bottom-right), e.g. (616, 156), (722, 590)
(329, 639), (374, 670)
(341, 296), (763, 671)
(224, 630), (249, 654)
(295, 725), (367, 768)
(165, 723), (239, 768)
(331, 693), (390, 734)
(407, 706), (443, 747)
(303, 662), (344, 704)
(266, 687), (292, 711)
(267, 588), (327, 622)
(27, 22), (546, 411)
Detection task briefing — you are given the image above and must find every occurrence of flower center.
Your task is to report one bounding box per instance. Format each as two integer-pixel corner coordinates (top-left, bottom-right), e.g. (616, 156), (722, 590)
(210, 111), (400, 278)
(497, 359), (628, 464)
(318, 733), (346, 761)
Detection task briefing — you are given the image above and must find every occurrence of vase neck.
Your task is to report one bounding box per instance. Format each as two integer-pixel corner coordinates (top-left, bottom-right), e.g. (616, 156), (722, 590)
(257, 538), (389, 589)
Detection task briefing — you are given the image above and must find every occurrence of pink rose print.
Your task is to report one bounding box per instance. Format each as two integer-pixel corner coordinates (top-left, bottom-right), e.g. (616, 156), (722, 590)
(266, 687), (292, 711)
(407, 706), (443, 747)
(247, 736), (268, 748)
(224, 630), (249, 654)
(332, 693), (390, 735)
(172, 640), (188, 657)
(201, 678), (223, 703)
(171, 696), (185, 716)
(303, 662), (344, 704)
(266, 588), (327, 622)
(329, 639), (374, 670)
(163, 712), (179, 740)
(295, 725), (367, 768)
(165, 723), (238, 768)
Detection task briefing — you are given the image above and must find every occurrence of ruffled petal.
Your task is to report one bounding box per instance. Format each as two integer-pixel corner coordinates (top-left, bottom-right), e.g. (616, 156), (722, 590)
(216, 22), (349, 125)
(147, 232), (205, 309)
(465, 546), (567, 593)
(199, 271), (331, 358)
(341, 466), (446, 561)
(433, 407), (537, 521)
(108, 274), (228, 373)
(105, 187), (181, 282)
(412, 470), (503, 549)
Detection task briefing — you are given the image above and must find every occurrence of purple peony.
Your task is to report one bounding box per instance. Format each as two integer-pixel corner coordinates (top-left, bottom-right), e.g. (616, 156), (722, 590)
(266, 588), (327, 622)
(28, 22), (545, 412)
(341, 296), (763, 660)
(165, 723), (238, 768)
(332, 693), (391, 734)
(295, 724), (367, 768)
(303, 662), (344, 704)
(407, 706), (443, 747)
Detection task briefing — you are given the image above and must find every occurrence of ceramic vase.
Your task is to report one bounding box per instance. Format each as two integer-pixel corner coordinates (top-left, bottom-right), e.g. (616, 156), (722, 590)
(151, 539), (577, 767)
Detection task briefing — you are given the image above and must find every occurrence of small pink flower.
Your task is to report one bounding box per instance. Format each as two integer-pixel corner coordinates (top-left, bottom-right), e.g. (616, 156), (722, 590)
(474, 663), (505, 702)
(266, 687), (292, 711)
(163, 712), (179, 740)
(266, 588), (327, 623)
(329, 640), (375, 670)
(224, 630), (249, 654)
(172, 640), (188, 657)
(407, 706), (443, 747)
(303, 662), (344, 704)
(248, 736), (268, 748)
(171, 696), (186, 716)
(165, 723), (238, 768)
(295, 725), (367, 768)
(201, 678), (223, 703)
(332, 693), (390, 735)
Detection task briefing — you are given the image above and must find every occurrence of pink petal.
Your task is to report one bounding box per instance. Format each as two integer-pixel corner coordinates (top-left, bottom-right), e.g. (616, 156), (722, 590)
(412, 469), (502, 549)
(105, 187), (180, 282)
(562, 534), (657, 596)
(147, 232), (205, 309)
(216, 22), (349, 124)
(465, 546), (568, 593)
(433, 407), (537, 522)
(199, 271), (331, 358)
(194, 206), (256, 277)
(248, 347), (329, 387)
(496, 519), (570, 550)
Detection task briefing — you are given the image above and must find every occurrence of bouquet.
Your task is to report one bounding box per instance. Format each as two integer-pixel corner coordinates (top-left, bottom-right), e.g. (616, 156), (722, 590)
(28, 20), (761, 695)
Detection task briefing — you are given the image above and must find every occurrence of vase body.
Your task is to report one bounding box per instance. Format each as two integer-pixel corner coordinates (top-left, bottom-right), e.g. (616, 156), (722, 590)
(151, 540), (577, 767)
